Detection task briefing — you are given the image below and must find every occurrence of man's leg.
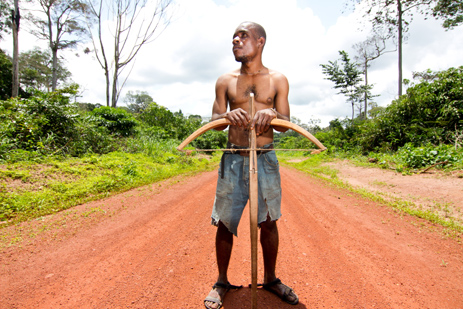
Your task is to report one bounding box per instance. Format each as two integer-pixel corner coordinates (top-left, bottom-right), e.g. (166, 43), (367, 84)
(216, 221), (233, 283)
(260, 215), (279, 283)
(260, 216), (298, 304)
(205, 221), (233, 309)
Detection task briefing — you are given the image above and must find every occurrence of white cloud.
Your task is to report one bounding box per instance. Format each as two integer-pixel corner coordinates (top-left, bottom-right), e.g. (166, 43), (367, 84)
(2, 0), (462, 127)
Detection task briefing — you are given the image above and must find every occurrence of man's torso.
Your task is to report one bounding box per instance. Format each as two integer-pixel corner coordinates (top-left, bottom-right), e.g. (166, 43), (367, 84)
(225, 69), (279, 147)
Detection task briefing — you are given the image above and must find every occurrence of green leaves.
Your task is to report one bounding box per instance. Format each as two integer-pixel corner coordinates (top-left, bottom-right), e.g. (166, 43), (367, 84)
(91, 106), (138, 137)
(0, 49), (13, 100)
(19, 47), (71, 91)
(136, 101), (227, 148)
(356, 66), (463, 150)
(432, 0), (463, 29)
(321, 50), (366, 120)
(0, 1), (11, 40)
(397, 143), (460, 169)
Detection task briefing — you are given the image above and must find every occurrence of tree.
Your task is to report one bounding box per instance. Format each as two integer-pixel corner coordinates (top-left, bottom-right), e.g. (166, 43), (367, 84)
(0, 49), (13, 100)
(86, 0), (173, 107)
(19, 47), (71, 91)
(321, 50), (364, 121)
(432, 0), (463, 29)
(0, 1), (12, 40)
(351, 0), (433, 97)
(411, 68), (439, 83)
(11, 0), (20, 97)
(0, 0), (20, 97)
(123, 90), (153, 113)
(353, 34), (393, 118)
(357, 66), (463, 150)
(1, 48), (29, 99)
(28, 0), (88, 91)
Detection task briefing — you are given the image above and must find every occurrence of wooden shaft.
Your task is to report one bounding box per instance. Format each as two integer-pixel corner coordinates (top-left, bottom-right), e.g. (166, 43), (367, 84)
(249, 93), (258, 309)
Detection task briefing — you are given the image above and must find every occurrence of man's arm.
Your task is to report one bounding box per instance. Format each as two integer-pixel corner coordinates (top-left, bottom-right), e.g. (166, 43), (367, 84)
(272, 73), (290, 132)
(211, 74), (250, 130)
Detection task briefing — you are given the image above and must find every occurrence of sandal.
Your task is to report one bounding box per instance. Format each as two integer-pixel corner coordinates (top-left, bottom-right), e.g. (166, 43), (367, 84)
(262, 278), (299, 305)
(204, 282), (242, 309)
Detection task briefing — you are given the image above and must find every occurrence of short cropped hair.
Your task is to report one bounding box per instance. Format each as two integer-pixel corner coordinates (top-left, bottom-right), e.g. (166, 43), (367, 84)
(241, 21), (266, 43)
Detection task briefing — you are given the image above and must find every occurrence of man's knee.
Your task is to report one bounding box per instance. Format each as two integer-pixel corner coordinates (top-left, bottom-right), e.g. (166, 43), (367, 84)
(217, 221), (234, 238)
(260, 216), (278, 234)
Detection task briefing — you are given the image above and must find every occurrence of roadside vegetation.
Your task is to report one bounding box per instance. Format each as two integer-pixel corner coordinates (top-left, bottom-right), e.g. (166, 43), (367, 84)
(278, 66), (463, 173)
(0, 85), (226, 224)
(0, 61), (462, 236)
(1, 0), (462, 233)
(277, 66), (463, 236)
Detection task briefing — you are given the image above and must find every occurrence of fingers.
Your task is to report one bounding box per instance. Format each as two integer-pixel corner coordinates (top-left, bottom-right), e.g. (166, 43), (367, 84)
(226, 108), (275, 134)
(251, 109), (276, 135)
(226, 108), (250, 127)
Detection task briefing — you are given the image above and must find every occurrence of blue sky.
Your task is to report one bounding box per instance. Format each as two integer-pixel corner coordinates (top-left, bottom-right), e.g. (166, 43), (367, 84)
(2, 0), (462, 126)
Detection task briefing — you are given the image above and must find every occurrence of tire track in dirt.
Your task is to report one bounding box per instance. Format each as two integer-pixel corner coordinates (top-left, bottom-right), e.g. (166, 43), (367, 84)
(1, 167), (462, 308)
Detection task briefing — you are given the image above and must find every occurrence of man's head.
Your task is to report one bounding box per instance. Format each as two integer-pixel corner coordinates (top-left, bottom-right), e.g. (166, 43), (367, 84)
(232, 21), (266, 63)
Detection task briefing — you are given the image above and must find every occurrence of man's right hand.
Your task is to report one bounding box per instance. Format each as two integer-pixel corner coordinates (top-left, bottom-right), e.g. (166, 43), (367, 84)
(224, 108), (251, 128)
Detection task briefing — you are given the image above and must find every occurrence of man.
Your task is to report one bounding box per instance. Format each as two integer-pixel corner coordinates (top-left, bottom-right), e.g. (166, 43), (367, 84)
(204, 21), (299, 309)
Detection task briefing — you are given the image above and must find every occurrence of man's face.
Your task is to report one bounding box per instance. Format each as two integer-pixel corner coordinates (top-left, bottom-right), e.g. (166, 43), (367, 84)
(232, 23), (260, 63)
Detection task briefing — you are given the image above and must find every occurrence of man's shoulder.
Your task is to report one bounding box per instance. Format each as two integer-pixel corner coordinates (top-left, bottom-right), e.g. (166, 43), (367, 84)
(218, 69), (240, 79)
(268, 69), (287, 80)
(216, 69), (240, 85)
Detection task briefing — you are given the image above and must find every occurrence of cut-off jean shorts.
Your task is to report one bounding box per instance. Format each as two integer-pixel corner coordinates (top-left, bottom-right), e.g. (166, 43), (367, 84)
(211, 144), (282, 236)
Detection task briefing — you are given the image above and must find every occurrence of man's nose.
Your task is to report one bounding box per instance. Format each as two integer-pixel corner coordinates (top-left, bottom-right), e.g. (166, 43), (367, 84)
(233, 36), (240, 44)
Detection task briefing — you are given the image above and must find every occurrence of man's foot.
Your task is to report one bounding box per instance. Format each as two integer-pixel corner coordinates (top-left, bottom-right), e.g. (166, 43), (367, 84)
(204, 282), (242, 309)
(263, 278), (299, 305)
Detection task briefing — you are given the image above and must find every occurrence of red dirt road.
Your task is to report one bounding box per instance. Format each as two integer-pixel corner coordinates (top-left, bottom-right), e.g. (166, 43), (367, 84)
(1, 167), (463, 308)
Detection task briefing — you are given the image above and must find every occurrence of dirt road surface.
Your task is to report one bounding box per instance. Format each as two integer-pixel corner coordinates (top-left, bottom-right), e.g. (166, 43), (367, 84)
(1, 166), (462, 308)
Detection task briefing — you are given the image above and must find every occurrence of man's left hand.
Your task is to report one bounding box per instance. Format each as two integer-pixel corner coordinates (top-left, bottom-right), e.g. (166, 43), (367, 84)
(250, 108), (277, 136)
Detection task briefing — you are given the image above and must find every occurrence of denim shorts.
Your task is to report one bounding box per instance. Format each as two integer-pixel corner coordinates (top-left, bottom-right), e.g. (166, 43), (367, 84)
(211, 145), (282, 236)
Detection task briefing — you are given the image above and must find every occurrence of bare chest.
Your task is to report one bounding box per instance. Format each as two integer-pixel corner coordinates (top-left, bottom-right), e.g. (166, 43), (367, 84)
(227, 74), (276, 110)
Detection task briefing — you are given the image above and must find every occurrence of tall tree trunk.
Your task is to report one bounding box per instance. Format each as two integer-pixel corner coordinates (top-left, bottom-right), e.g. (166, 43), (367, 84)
(95, 0), (110, 106)
(11, 1), (20, 97)
(111, 32), (120, 107)
(105, 69), (110, 106)
(111, 68), (118, 108)
(51, 47), (58, 91)
(364, 62), (368, 119)
(351, 100), (355, 122)
(46, 3), (56, 91)
(397, 0), (403, 97)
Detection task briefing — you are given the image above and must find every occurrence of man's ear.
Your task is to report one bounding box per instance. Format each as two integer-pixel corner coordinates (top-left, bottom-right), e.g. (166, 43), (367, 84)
(258, 37), (265, 47)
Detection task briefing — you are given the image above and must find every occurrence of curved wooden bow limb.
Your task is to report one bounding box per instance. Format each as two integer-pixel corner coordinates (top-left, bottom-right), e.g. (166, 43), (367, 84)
(177, 118), (327, 152)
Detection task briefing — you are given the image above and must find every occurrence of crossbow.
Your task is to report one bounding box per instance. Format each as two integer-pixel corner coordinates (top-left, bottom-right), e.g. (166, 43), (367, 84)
(178, 95), (326, 308)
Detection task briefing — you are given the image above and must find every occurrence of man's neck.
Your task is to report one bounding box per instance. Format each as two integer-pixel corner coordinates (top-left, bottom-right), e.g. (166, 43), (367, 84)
(240, 61), (266, 76)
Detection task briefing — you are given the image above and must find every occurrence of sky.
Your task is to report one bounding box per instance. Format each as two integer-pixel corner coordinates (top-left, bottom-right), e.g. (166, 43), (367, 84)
(2, 0), (463, 127)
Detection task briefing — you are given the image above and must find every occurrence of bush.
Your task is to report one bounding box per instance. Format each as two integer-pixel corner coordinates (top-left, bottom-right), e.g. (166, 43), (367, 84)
(191, 129), (227, 150)
(0, 86), (129, 161)
(396, 143), (461, 169)
(356, 66), (463, 151)
(91, 106), (138, 137)
(0, 86), (80, 156)
(0, 49), (13, 100)
(67, 117), (119, 156)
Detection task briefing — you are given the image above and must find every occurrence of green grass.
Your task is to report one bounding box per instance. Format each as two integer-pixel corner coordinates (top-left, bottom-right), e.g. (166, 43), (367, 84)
(0, 150), (220, 225)
(280, 152), (463, 239)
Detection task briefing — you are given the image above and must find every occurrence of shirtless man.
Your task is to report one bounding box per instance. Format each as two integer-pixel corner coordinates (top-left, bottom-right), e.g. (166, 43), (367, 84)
(204, 21), (298, 309)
